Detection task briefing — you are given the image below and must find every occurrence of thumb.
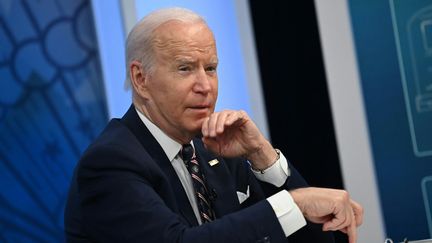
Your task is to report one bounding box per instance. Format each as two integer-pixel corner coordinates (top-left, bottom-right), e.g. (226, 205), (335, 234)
(322, 212), (345, 231)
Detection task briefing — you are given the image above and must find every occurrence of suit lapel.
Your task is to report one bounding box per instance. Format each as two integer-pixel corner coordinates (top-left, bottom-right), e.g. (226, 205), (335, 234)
(121, 105), (198, 226)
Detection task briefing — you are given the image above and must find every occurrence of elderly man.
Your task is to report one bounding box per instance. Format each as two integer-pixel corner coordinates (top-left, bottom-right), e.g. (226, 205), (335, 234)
(65, 7), (362, 243)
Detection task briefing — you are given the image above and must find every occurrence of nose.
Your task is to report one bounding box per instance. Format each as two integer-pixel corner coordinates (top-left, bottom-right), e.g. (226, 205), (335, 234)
(193, 68), (212, 94)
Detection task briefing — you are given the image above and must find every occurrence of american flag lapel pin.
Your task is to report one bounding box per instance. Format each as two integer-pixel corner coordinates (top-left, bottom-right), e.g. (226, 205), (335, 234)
(208, 159), (219, 167)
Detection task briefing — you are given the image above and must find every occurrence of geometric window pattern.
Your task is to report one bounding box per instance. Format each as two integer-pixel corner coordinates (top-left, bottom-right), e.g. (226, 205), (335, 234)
(0, 0), (108, 241)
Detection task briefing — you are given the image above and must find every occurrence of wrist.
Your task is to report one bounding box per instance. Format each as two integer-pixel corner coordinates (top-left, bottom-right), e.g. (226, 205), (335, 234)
(248, 141), (280, 171)
(250, 149), (281, 173)
(289, 189), (305, 213)
(290, 187), (314, 215)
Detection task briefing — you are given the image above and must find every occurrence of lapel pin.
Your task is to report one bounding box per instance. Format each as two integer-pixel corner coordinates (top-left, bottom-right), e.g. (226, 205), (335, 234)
(208, 159), (219, 167)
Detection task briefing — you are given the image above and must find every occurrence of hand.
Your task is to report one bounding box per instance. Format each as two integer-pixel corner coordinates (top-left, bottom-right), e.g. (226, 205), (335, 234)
(290, 187), (363, 243)
(201, 110), (277, 169)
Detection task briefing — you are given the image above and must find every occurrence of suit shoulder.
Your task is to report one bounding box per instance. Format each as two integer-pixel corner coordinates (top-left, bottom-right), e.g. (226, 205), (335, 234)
(77, 119), (155, 176)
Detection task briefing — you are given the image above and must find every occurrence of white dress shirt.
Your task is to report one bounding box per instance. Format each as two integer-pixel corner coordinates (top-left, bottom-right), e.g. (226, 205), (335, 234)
(136, 109), (306, 236)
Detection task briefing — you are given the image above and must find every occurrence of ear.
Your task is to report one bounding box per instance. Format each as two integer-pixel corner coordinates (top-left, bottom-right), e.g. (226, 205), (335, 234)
(130, 60), (150, 99)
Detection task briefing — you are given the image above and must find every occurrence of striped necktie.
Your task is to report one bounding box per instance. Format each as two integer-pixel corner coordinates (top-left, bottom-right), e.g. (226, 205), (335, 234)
(181, 144), (215, 223)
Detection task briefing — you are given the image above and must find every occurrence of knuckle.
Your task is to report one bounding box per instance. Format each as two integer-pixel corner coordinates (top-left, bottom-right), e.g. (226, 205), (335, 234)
(358, 205), (364, 214)
(336, 190), (350, 202)
(238, 110), (249, 119)
(341, 190), (350, 200)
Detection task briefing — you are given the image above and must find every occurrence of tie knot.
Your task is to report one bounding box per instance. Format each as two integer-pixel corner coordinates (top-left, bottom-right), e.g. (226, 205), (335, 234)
(181, 144), (194, 161)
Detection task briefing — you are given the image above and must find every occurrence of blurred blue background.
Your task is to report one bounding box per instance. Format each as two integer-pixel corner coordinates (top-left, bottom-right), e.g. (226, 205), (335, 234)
(348, 0), (432, 239)
(0, 0), (108, 241)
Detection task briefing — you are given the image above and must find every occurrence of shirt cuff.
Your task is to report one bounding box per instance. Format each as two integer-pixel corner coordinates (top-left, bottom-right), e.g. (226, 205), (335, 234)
(252, 151), (290, 187)
(267, 190), (306, 237)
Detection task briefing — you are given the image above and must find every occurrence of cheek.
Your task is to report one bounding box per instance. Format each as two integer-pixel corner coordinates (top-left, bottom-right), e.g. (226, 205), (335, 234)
(211, 80), (218, 97)
(213, 85), (218, 96)
(161, 90), (187, 113)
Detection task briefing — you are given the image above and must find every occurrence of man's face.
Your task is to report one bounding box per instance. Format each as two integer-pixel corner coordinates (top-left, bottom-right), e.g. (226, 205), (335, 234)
(142, 21), (218, 142)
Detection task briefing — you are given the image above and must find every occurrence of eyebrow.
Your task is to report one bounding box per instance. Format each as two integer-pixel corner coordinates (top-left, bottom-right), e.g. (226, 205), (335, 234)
(174, 57), (218, 65)
(175, 58), (195, 64)
(209, 57), (219, 64)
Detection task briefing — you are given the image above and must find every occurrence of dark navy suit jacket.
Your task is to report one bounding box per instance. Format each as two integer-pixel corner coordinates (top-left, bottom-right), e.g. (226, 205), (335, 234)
(64, 105), (335, 243)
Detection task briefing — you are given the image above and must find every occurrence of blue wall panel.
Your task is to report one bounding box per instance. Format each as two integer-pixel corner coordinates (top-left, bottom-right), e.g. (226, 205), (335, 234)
(348, 0), (432, 240)
(0, 0), (107, 241)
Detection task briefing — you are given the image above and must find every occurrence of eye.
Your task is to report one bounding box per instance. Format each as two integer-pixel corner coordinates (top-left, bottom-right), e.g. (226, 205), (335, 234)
(178, 65), (192, 72)
(205, 65), (217, 73)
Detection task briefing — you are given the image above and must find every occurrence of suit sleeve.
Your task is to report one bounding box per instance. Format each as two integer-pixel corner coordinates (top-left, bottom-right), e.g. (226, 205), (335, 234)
(76, 144), (288, 243)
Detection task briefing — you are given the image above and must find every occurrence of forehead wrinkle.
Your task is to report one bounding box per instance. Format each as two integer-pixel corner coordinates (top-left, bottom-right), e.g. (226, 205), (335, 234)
(153, 38), (216, 56)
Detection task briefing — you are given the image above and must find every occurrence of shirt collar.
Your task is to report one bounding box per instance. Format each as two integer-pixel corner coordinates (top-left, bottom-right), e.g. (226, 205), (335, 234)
(135, 108), (183, 162)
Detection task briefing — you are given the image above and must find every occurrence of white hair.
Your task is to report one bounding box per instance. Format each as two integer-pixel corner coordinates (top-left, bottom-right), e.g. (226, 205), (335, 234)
(124, 7), (207, 90)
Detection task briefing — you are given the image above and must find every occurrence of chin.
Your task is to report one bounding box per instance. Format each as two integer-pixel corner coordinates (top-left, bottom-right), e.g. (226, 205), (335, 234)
(187, 119), (205, 135)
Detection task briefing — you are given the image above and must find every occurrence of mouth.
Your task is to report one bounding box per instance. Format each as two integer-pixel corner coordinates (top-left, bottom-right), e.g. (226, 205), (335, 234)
(190, 106), (210, 109)
(188, 103), (212, 109)
(187, 104), (212, 114)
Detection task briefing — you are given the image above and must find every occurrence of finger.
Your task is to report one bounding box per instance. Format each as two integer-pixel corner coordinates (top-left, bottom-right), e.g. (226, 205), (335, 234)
(346, 211), (357, 243)
(323, 205), (352, 231)
(323, 215), (347, 231)
(339, 228), (347, 234)
(351, 199), (364, 226)
(208, 112), (220, 137)
(201, 117), (210, 137)
(215, 110), (231, 134)
(323, 215), (341, 231)
(225, 110), (246, 127)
